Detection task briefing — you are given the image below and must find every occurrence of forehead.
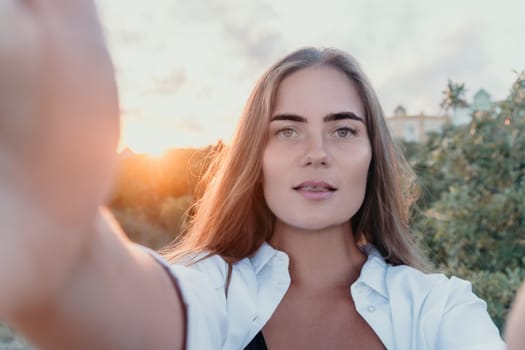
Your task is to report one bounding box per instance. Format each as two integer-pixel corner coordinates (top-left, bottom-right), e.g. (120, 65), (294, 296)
(272, 65), (365, 119)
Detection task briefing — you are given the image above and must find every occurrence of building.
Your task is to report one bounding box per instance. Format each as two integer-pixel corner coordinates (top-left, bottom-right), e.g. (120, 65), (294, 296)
(387, 89), (494, 142)
(451, 89), (493, 125)
(386, 105), (449, 143)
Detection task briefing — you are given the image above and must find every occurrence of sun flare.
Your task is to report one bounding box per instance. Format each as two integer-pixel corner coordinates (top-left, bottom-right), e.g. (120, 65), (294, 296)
(118, 120), (178, 156)
(118, 114), (230, 156)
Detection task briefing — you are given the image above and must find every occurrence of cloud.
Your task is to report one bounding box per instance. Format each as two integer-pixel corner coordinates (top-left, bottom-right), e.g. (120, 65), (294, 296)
(99, 0), (525, 149)
(175, 117), (205, 132)
(377, 23), (491, 115)
(224, 23), (285, 71)
(150, 70), (187, 95)
(169, 0), (230, 23)
(220, 2), (285, 71)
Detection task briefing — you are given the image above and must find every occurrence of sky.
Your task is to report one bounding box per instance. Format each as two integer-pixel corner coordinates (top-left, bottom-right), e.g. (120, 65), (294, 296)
(95, 0), (525, 155)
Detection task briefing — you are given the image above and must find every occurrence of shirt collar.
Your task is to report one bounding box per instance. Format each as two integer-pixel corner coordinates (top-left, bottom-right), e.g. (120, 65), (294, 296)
(250, 242), (390, 299)
(249, 241), (281, 274)
(357, 244), (390, 299)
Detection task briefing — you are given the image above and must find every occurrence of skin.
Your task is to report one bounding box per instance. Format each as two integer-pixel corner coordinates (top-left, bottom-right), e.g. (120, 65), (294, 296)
(262, 66), (385, 349)
(263, 65), (371, 232)
(0, 1), (184, 349)
(506, 282), (525, 349)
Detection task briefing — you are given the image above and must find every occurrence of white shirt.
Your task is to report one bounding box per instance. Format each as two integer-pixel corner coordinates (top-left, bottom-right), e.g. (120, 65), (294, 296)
(147, 243), (505, 350)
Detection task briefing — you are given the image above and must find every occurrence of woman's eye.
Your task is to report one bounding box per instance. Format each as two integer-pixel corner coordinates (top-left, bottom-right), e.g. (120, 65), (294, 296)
(335, 127), (357, 138)
(277, 128), (296, 138)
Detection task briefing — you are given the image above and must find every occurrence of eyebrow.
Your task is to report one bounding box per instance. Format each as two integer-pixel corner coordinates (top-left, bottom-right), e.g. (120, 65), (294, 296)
(270, 112), (364, 123)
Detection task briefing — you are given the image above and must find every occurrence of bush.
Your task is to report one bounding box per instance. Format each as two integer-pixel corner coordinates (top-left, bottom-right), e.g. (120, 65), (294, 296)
(408, 72), (525, 331)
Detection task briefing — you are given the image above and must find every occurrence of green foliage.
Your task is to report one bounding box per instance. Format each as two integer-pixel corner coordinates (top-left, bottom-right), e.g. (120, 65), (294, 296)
(441, 79), (468, 111)
(408, 72), (525, 331)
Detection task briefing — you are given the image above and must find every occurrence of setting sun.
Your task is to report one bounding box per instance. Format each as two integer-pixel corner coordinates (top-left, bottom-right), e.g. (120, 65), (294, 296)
(119, 116), (208, 156)
(118, 124), (173, 157)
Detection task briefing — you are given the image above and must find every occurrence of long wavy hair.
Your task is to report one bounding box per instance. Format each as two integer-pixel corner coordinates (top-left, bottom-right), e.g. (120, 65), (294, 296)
(162, 47), (426, 269)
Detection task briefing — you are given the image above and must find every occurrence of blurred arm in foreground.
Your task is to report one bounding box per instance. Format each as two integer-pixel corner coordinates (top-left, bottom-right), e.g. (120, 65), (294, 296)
(0, 1), (184, 349)
(507, 282), (525, 349)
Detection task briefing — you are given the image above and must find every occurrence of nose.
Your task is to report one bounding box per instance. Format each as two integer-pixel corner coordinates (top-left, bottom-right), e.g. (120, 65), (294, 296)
(300, 134), (331, 167)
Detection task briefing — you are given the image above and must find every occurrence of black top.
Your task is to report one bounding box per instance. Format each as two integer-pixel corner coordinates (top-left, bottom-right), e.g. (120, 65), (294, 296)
(244, 331), (268, 350)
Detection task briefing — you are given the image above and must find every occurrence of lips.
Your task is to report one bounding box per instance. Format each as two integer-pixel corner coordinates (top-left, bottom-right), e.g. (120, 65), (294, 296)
(292, 181), (337, 192)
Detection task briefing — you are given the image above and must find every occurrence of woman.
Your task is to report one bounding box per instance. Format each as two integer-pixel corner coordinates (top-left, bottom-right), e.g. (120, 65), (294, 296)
(153, 48), (505, 349)
(0, 1), (504, 349)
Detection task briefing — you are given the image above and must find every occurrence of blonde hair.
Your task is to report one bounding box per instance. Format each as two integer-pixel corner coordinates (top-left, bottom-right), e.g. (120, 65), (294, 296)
(162, 47), (426, 269)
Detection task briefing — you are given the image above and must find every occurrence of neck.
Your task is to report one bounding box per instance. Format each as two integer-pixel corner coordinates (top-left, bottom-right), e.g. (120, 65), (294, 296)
(269, 221), (366, 291)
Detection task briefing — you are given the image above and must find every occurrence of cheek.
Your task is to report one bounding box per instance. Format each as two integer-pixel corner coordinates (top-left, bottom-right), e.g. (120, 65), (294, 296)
(355, 149), (372, 189)
(339, 145), (372, 202)
(261, 150), (274, 200)
(261, 144), (287, 186)
(261, 149), (286, 210)
(357, 153), (372, 204)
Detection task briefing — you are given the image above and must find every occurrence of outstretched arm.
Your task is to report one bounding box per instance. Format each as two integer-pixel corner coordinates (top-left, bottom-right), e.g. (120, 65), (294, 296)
(506, 282), (525, 350)
(0, 1), (184, 348)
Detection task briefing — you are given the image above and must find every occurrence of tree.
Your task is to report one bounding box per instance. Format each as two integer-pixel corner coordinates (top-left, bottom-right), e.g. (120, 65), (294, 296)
(440, 79), (468, 111)
(408, 72), (525, 330)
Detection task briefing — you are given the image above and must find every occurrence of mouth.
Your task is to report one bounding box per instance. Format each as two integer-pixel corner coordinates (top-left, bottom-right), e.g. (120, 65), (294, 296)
(292, 181), (337, 192)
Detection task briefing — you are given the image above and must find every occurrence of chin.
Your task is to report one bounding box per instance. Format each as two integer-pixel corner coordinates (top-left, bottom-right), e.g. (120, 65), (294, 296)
(285, 217), (351, 232)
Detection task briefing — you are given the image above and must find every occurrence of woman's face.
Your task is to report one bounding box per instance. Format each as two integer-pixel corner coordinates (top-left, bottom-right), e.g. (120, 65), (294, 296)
(262, 65), (372, 231)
